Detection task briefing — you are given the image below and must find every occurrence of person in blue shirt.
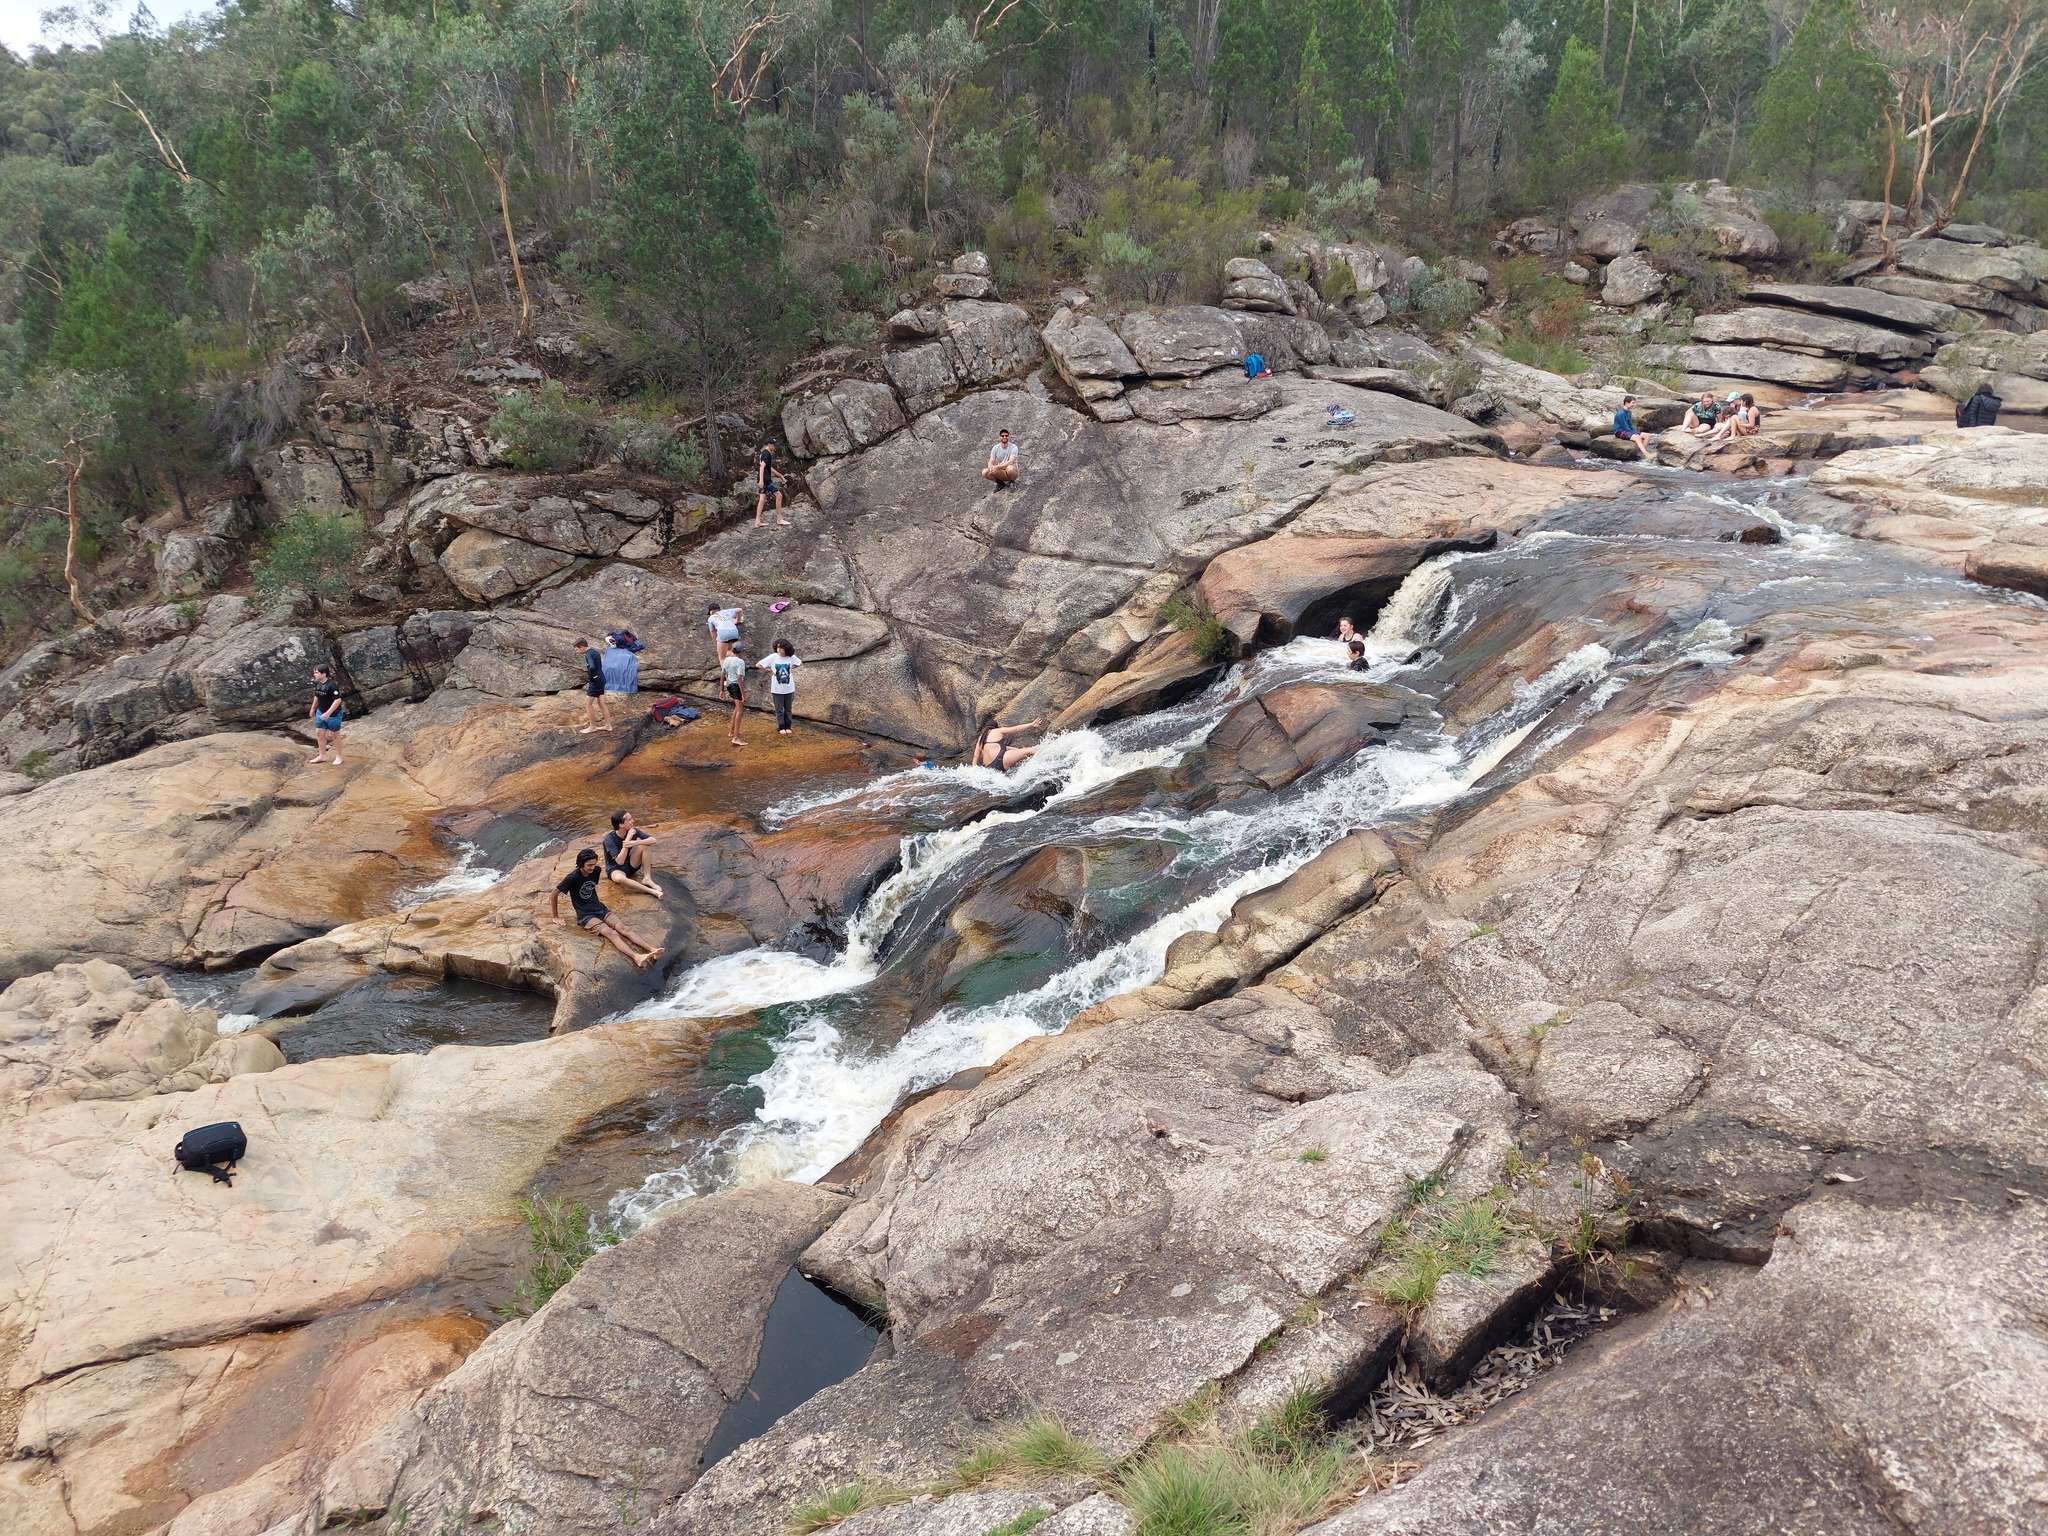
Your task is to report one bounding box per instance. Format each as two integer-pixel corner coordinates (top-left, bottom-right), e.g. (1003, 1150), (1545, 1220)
(1610, 393), (1645, 458)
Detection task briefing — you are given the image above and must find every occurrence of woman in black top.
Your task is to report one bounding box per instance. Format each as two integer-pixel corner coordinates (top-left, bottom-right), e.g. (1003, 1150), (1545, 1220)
(754, 441), (790, 529)
(551, 848), (662, 969)
(308, 665), (346, 766)
(603, 809), (662, 897)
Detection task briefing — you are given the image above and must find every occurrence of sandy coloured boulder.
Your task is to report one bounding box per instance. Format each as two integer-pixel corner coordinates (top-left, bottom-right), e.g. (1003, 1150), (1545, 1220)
(1690, 306), (1931, 362)
(0, 961), (282, 1120)
(1600, 252), (1664, 307)
(407, 473), (664, 558)
(1114, 305), (1246, 377)
(1640, 343), (1851, 389)
(1895, 236), (2048, 298)
(375, 1183), (850, 1535)
(1743, 282), (1956, 332)
(935, 298), (1044, 386)
(438, 527), (578, 602)
(1305, 1198), (2048, 1536)
(1221, 256), (1295, 313)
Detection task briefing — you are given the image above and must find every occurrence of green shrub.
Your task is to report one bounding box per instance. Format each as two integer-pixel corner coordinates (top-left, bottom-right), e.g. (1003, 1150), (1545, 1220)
(1117, 1391), (1352, 1536)
(506, 1191), (618, 1317)
(605, 415), (706, 479)
(1073, 153), (1258, 305)
(1402, 268), (1483, 335)
(1763, 207), (1848, 279)
(489, 381), (597, 471)
(1503, 335), (1591, 375)
(1160, 592), (1235, 665)
(1642, 227), (1740, 310)
(252, 507), (364, 610)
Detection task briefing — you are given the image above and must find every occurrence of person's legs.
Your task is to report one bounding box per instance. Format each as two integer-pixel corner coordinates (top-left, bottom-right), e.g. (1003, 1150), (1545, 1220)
(774, 693), (793, 733)
(593, 917), (658, 967)
(326, 719), (343, 764)
(754, 491), (767, 527)
(995, 463), (1018, 483)
(1001, 744), (1037, 770)
(775, 485), (790, 527)
(729, 691), (745, 745)
(309, 725), (329, 763)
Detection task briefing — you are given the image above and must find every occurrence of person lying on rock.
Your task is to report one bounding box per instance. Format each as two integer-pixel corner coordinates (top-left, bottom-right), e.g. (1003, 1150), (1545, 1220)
(706, 602), (744, 660)
(981, 429), (1019, 488)
(1680, 391), (1722, 437)
(307, 665), (346, 766)
(552, 848), (662, 970)
(574, 638), (612, 734)
(604, 810), (662, 898)
(974, 715), (1044, 771)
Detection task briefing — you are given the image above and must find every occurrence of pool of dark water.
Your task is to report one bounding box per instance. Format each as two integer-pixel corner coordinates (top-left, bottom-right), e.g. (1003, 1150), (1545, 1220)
(698, 1267), (880, 1469)
(269, 974), (555, 1062)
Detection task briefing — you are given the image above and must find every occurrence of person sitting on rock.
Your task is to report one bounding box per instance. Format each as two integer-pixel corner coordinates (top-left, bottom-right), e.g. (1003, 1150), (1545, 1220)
(706, 602), (743, 660)
(1612, 394), (1640, 443)
(1957, 381), (2003, 428)
(1680, 391), (1723, 437)
(552, 848), (662, 970)
(974, 715), (1044, 772)
(603, 810), (662, 898)
(982, 429), (1019, 488)
(1706, 393), (1763, 443)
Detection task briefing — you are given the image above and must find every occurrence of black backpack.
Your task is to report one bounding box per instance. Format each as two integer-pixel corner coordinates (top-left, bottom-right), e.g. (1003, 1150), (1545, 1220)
(175, 1121), (247, 1186)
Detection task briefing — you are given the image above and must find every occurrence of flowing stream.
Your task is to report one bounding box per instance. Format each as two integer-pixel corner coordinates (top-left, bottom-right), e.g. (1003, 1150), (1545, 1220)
(603, 471), (1923, 1229)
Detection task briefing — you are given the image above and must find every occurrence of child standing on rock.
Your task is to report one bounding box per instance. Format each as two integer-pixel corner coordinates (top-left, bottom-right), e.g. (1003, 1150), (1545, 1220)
(721, 644), (748, 746)
(756, 640), (803, 735)
(308, 665), (346, 765)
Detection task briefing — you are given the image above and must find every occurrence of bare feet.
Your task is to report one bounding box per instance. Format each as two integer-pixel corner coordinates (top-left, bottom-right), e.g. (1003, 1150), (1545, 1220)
(777, 518), (793, 527)
(730, 737), (745, 747)
(577, 724), (597, 734)
(308, 754), (328, 764)
(779, 728), (792, 735)
(330, 757), (342, 765)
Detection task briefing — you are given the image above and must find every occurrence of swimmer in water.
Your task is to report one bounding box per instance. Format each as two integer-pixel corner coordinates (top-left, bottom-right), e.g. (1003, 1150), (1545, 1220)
(974, 716), (1044, 772)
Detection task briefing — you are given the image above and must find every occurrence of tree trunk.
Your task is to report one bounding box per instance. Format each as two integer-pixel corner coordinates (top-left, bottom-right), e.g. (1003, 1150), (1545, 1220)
(61, 448), (96, 625)
(701, 372), (725, 482)
(1448, 98), (1463, 217)
(486, 152), (532, 331)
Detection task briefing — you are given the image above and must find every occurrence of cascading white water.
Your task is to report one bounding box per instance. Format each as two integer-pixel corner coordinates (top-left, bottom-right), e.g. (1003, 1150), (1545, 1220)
(398, 841), (508, 906)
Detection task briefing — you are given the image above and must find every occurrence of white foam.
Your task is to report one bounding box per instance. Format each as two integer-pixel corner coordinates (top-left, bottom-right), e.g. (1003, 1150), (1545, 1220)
(399, 842), (507, 906)
(214, 1013), (264, 1037)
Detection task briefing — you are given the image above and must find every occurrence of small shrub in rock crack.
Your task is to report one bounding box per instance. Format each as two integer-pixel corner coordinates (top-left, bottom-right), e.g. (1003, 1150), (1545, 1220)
(1160, 592), (1235, 665)
(505, 1191), (617, 1316)
(788, 1479), (911, 1532)
(1118, 1389), (1358, 1536)
(490, 381), (598, 471)
(1370, 1197), (1510, 1310)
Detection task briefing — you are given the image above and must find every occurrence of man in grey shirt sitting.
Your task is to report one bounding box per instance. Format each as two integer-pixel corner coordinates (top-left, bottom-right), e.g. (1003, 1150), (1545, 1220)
(981, 429), (1019, 488)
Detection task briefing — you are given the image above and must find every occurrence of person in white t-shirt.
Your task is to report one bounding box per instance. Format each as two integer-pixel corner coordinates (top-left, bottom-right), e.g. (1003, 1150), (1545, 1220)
(756, 640), (804, 734)
(981, 429), (1019, 487)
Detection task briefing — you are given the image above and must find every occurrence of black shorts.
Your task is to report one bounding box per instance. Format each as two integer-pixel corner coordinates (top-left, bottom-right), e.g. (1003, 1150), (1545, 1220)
(759, 475), (782, 495)
(585, 678), (605, 698)
(725, 682), (744, 702)
(578, 908), (610, 930)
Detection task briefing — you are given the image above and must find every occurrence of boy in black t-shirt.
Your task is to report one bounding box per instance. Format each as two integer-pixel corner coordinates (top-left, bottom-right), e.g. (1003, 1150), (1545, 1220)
(308, 665), (346, 766)
(551, 848), (662, 969)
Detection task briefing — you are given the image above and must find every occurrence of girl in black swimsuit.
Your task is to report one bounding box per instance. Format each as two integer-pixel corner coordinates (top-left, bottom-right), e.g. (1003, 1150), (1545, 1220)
(974, 716), (1045, 772)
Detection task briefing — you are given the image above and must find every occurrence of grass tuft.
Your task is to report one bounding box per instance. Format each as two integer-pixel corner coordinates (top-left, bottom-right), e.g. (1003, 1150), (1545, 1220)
(506, 1191), (618, 1317)
(788, 1479), (910, 1533)
(983, 1511), (1053, 1536)
(1370, 1197), (1508, 1311)
(1297, 1147), (1327, 1164)
(1161, 591), (1236, 665)
(1120, 1390), (1355, 1536)
(950, 1415), (1106, 1488)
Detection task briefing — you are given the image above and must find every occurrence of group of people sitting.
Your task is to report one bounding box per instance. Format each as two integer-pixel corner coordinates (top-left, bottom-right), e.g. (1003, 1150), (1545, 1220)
(1610, 389), (1762, 453)
(551, 811), (666, 970)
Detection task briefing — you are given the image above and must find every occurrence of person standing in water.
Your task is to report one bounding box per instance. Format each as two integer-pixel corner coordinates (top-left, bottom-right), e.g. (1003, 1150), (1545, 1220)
(551, 848), (662, 969)
(756, 639), (803, 734)
(307, 665), (346, 765)
(1334, 616), (1357, 646)
(974, 716), (1043, 771)
(721, 643), (748, 746)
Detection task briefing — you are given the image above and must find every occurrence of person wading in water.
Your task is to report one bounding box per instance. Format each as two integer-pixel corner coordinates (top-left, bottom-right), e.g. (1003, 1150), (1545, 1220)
(974, 716), (1044, 772)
